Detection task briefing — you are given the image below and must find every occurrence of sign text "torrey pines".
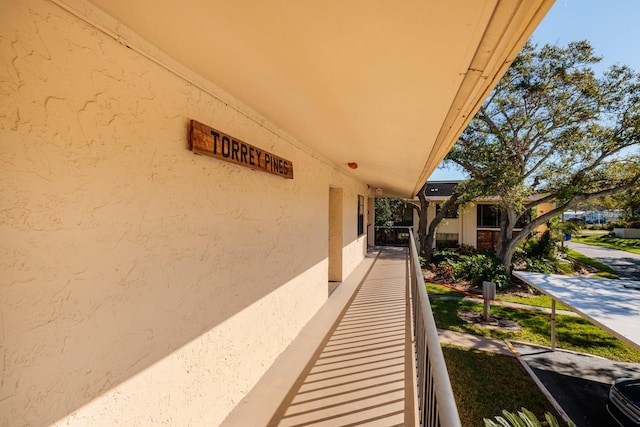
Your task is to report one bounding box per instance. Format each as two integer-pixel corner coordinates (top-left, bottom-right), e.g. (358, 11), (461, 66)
(190, 120), (294, 179)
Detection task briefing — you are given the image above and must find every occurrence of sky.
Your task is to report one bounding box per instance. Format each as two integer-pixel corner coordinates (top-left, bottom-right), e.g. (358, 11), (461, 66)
(429, 0), (640, 181)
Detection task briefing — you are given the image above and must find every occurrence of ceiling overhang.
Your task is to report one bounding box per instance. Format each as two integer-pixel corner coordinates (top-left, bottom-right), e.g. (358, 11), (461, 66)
(74, 0), (554, 198)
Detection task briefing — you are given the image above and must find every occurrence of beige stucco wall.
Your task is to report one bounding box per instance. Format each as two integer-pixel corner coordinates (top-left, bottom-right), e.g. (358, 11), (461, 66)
(460, 203), (479, 247)
(535, 202), (555, 234)
(429, 204), (460, 233)
(0, 0), (368, 425)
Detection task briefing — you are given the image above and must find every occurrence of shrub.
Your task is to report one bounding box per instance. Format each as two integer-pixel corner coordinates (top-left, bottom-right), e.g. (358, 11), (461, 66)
(443, 253), (509, 288)
(627, 219), (640, 228)
(432, 250), (461, 265)
(418, 256), (427, 269)
(456, 244), (478, 256)
(429, 263), (455, 283)
(555, 260), (575, 275)
(512, 226), (569, 275)
(520, 229), (558, 260)
(517, 258), (556, 274)
(610, 219), (627, 229)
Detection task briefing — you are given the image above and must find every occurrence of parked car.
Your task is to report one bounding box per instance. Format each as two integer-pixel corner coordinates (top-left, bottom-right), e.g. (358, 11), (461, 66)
(608, 378), (640, 427)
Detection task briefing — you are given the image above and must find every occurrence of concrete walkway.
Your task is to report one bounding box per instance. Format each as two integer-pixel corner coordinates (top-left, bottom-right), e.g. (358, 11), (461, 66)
(222, 247), (416, 426)
(437, 328), (514, 356)
(566, 240), (640, 280)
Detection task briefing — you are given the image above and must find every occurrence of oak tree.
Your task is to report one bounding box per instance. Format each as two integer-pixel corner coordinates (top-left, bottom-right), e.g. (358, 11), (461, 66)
(445, 40), (640, 272)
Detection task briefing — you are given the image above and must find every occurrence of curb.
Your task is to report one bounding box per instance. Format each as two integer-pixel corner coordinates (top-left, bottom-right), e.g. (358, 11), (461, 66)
(507, 340), (575, 426)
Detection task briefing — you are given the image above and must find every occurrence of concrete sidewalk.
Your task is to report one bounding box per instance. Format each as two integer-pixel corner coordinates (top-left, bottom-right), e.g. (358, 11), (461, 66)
(437, 329), (515, 356)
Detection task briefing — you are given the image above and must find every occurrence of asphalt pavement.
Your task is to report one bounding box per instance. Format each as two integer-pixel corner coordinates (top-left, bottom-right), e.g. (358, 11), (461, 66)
(511, 342), (640, 427)
(566, 240), (640, 280)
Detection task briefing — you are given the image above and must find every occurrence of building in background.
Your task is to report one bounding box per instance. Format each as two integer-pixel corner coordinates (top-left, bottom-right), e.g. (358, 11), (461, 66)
(423, 182), (554, 250)
(563, 210), (622, 224)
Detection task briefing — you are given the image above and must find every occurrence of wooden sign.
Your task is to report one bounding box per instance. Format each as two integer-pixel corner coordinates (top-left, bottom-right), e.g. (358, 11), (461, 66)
(189, 120), (294, 179)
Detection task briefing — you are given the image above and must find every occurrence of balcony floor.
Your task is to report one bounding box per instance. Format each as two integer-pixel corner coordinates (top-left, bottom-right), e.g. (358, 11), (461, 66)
(222, 247), (416, 426)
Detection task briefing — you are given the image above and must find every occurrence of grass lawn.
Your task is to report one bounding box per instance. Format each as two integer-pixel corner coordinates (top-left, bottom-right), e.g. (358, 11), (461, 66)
(495, 293), (572, 310)
(575, 229), (608, 237)
(443, 344), (563, 426)
(425, 281), (466, 297)
(573, 234), (640, 255)
(566, 249), (619, 279)
(425, 281), (572, 311)
(430, 298), (640, 362)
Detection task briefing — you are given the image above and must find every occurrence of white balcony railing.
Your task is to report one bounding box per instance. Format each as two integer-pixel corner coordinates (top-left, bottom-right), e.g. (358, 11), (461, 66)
(408, 228), (461, 426)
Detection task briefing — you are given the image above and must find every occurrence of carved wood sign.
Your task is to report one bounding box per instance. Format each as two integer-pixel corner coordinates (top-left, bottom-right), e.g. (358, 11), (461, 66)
(189, 120), (294, 179)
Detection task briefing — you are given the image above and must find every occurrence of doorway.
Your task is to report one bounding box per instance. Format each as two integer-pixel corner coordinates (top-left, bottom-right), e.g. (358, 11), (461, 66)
(328, 187), (343, 293)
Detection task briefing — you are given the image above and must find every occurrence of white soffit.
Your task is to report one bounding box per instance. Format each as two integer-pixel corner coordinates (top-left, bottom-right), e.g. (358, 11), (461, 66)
(80, 0), (554, 197)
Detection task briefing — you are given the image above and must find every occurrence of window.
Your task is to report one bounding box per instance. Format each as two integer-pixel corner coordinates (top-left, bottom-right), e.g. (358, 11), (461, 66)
(357, 195), (364, 236)
(436, 233), (459, 249)
(477, 204), (500, 228)
(477, 230), (499, 250)
(477, 230), (521, 250)
(477, 204), (531, 229)
(436, 203), (458, 218)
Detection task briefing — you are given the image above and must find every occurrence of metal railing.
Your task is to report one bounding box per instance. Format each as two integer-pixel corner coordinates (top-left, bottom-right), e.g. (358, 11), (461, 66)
(408, 228), (461, 427)
(374, 226), (411, 246)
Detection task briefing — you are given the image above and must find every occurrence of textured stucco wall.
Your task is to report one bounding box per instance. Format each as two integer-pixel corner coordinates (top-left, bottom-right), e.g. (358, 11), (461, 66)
(0, 0), (367, 425)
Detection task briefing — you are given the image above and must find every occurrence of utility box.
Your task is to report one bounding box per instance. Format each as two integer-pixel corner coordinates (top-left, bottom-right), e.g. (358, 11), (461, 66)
(483, 281), (496, 321)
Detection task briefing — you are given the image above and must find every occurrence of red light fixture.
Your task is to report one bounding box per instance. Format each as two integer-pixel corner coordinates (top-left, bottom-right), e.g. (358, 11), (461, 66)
(347, 162), (358, 169)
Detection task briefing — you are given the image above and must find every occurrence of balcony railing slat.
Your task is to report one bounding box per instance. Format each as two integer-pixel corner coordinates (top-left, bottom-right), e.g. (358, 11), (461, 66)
(408, 228), (461, 427)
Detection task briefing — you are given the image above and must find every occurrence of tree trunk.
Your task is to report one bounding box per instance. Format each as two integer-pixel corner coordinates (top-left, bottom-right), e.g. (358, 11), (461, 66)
(415, 187), (429, 258)
(423, 224), (435, 263)
(497, 236), (523, 274)
(495, 207), (509, 261)
(496, 207), (518, 273)
(420, 191), (461, 264)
